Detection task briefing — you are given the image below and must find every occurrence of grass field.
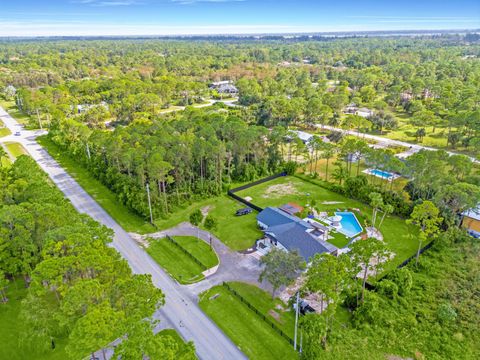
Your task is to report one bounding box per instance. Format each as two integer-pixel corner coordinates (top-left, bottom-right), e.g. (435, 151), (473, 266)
(0, 279), (68, 360)
(37, 135), (155, 234)
(199, 282), (298, 360)
(5, 142), (28, 158)
(147, 236), (218, 284)
(236, 175), (419, 274)
(0, 119), (11, 137)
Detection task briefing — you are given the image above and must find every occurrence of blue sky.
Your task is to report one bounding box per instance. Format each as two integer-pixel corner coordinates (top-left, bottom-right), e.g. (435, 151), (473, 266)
(1, 0), (479, 36)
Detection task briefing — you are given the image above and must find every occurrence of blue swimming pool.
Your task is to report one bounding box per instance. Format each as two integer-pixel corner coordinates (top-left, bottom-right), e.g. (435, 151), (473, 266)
(370, 169), (394, 179)
(335, 212), (363, 238)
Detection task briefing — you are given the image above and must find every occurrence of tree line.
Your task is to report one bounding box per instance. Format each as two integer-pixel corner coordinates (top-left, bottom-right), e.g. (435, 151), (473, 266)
(0, 156), (195, 359)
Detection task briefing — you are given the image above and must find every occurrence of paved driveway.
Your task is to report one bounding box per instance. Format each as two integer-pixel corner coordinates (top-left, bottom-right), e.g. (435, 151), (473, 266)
(137, 222), (271, 296)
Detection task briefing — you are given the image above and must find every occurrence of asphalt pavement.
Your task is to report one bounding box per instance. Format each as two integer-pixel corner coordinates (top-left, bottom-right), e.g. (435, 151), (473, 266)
(0, 107), (247, 360)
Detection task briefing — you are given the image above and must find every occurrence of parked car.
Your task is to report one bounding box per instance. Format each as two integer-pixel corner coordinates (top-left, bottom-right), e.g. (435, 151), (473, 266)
(235, 207), (252, 216)
(14, 131), (21, 136)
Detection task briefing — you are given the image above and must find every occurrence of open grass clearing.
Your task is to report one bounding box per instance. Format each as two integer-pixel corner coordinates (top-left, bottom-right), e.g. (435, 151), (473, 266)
(37, 135), (155, 234)
(199, 282), (298, 360)
(236, 175), (419, 275)
(146, 236), (218, 284)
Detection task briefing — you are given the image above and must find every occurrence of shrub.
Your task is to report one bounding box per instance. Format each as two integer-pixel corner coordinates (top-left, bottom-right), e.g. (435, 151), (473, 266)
(377, 279), (399, 299)
(284, 161), (298, 175)
(204, 215), (218, 231)
(189, 209), (203, 226)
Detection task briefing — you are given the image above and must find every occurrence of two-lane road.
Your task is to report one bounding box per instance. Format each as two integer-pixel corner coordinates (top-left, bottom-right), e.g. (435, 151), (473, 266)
(0, 107), (247, 360)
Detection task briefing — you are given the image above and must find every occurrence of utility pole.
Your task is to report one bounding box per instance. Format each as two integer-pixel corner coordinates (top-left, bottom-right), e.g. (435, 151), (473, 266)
(86, 142), (91, 160)
(294, 291), (300, 351)
(146, 182), (153, 224)
(36, 109), (43, 130)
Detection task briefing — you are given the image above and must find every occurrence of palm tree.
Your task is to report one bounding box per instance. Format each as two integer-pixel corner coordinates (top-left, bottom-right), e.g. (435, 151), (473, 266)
(369, 192), (384, 228)
(378, 204), (394, 229)
(322, 144), (335, 182)
(332, 161), (348, 185)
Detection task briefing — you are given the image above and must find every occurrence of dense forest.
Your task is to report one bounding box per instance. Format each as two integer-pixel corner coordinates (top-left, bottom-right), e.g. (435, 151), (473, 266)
(0, 156), (195, 359)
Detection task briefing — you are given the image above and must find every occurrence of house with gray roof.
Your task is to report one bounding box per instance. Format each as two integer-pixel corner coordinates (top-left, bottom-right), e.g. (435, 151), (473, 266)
(257, 207), (337, 262)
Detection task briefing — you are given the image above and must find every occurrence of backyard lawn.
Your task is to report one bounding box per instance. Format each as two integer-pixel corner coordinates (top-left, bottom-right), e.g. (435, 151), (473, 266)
(37, 135), (155, 234)
(147, 236), (218, 284)
(236, 175), (419, 274)
(199, 282), (298, 360)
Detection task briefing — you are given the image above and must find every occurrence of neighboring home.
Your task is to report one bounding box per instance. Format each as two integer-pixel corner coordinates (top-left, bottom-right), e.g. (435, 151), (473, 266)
(343, 104), (373, 118)
(289, 130), (329, 146)
(256, 207), (337, 262)
(209, 80), (238, 95)
(461, 206), (480, 238)
(344, 103), (358, 114)
(400, 91), (413, 103)
(293, 130), (314, 144)
(356, 107), (374, 118)
(75, 101), (109, 114)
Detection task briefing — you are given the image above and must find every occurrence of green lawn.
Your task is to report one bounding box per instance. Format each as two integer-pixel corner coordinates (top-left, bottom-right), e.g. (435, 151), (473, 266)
(0, 279), (68, 360)
(328, 230), (351, 248)
(146, 236), (218, 284)
(0, 119), (11, 137)
(37, 136), (155, 234)
(154, 194), (263, 251)
(5, 142), (28, 158)
(199, 282), (298, 360)
(236, 175), (419, 275)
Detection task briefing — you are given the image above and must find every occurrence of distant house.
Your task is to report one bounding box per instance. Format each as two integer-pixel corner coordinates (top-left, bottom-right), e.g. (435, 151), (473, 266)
(293, 130), (314, 144)
(256, 207), (337, 262)
(344, 103), (358, 114)
(209, 80), (238, 95)
(343, 104), (373, 118)
(76, 101), (109, 114)
(462, 206), (480, 238)
(356, 107), (374, 118)
(400, 91), (413, 103)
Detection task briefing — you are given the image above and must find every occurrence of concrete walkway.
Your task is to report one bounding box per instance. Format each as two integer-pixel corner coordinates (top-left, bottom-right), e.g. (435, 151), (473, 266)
(135, 222), (270, 296)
